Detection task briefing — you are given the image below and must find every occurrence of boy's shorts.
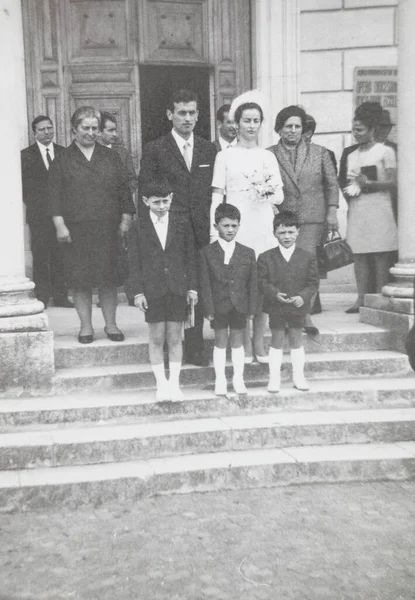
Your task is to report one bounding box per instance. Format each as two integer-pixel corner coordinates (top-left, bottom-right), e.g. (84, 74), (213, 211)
(268, 312), (305, 330)
(145, 293), (188, 323)
(211, 307), (247, 330)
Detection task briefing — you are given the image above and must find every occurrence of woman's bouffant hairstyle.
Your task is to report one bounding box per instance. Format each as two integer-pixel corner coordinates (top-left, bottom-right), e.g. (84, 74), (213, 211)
(274, 105), (307, 133)
(234, 102), (264, 124)
(70, 106), (101, 131)
(353, 102), (383, 131)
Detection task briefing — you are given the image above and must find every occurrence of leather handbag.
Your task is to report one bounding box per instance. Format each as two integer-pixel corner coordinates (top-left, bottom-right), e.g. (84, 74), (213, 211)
(320, 230), (354, 272)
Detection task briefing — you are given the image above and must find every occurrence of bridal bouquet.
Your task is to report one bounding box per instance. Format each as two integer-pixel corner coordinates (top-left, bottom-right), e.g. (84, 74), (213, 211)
(244, 170), (277, 202)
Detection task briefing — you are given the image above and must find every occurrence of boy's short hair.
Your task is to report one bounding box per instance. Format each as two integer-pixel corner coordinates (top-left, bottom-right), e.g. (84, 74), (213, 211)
(141, 180), (173, 199)
(215, 203), (241, 224)
(273, 210), (299, 230)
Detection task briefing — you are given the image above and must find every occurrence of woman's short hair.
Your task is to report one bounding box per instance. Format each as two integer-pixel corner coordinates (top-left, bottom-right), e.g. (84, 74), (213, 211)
(273, 210), (299, 230)
(234, 102), (264, 124)
(215, 203), (241, 224)
(70, 106), (101, 131)
(274, 105), (307, 133)
(353, 102), (383, 130)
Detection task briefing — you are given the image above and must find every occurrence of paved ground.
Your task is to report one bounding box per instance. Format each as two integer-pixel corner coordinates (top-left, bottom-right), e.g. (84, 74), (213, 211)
(1, 481), (414, 600)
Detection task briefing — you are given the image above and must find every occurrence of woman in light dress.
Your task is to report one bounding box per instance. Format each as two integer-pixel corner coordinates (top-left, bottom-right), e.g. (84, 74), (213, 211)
(340, 102), (398, 313)
(210, 98), (284, 362)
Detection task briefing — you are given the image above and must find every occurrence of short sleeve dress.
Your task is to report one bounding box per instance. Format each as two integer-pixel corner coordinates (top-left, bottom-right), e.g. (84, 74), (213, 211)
(212, 146), (284, 256)
(346, 143), (397, 254)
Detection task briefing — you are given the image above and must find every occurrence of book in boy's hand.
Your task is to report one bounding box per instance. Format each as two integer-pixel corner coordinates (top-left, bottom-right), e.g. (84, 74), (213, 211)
(184, 297), (195, 329)
(360, 165), (378, 181)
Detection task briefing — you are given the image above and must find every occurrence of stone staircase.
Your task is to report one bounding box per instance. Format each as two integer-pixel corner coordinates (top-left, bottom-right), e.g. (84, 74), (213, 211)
(0, 294), (415, 510)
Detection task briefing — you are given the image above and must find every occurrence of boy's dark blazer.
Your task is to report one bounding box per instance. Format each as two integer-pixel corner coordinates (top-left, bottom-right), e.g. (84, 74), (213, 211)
(257, 246), (319, 317)
(129, 210), (197, 299)
(21, 142), (65, 223)
(138, 132), (217, 249)
(199, 241), (258, 317)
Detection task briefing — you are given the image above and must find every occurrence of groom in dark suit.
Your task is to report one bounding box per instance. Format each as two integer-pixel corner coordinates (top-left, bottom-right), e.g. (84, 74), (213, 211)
(139, 90), (217, 366)
(21, 115), (72, 308)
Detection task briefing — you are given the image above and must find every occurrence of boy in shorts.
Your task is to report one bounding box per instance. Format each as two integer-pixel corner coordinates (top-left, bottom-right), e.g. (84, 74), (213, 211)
(199, 203), (257, 395)
(130, 181), (197, 401)
(257, 210), (319, 392)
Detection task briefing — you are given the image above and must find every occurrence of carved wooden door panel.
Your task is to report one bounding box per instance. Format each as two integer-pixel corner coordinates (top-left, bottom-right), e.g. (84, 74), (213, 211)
(22, 0), (251, 155)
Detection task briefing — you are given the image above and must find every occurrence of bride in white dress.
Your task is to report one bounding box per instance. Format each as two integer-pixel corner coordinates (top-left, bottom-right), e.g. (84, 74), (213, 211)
(210, 96), (284, 363)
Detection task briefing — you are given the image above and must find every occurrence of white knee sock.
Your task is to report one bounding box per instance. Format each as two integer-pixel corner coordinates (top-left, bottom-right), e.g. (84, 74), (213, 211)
(213, 346), (227, 395)
(168, 361), (184, 400)
(291, 347), (309, 391)
(231, 346), (247, 394)
(268, 347), (283, 393)
(152, 363), (169, 400)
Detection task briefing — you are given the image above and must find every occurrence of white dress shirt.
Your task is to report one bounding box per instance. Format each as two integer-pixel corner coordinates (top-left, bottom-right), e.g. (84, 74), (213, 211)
(279, 244), (296, 262)
(171, 129), (194, 169)
(218, 237), (236, 265)
(37, 141), (54, 170)
(150, 211), (169, 250)
(218, 136), (237, 151)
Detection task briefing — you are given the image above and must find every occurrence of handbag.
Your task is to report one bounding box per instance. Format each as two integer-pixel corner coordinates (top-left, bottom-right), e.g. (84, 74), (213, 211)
(320, 230), (354, 272)
(116, 233), (129, 286)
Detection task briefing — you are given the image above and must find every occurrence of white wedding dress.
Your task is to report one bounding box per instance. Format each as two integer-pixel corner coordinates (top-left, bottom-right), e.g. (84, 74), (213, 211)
(211, 146), (284, 256)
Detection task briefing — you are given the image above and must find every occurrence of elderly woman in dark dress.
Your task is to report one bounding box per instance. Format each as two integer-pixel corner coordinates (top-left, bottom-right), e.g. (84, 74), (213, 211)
(49, 106), (135, 343)
(268, 105), (339, 334)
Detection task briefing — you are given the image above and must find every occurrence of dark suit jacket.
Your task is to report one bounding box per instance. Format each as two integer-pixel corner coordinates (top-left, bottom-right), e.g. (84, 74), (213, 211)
(98, 141), (138, 195)
(258, 246), (319, 317)
(268, 139), (339, 224)
(48, 142), (134, 222)
(138, 132), (217, 249)
(21, 142), (64, 224)
(128, 211), (197, 299)
(199, 241), (258, 317)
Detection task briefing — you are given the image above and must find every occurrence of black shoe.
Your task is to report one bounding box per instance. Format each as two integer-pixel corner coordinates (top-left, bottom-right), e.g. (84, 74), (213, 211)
(78, 333), (93, 344)
(104, 327), (125, 342)
(54, 298), (74, 308)
(303, 326), (319, 336)
(345, 306), (360, 314)
(186, 352), (209, 367)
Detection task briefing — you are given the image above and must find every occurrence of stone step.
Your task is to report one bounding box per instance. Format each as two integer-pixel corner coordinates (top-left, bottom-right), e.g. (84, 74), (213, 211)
(54, 326), (394, 368)
(51, 350), (411, 394)
(1, 441), (414, 510)
(1, 407), (415, 470)
(2, 376), (415, 428)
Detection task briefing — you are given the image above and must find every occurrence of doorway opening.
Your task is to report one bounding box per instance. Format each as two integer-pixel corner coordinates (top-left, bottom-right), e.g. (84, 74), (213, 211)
(139, 65), (212, 145)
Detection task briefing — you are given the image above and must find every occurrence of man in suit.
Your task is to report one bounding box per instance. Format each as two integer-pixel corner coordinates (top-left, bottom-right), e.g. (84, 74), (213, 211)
(98, 111), (139, 306)
(213, 104), (237, 152)
(139, 89), (217, 366)
(98, 111), (138, 197)
(21, 115), (72, 308)
(303, 113), (337, 173)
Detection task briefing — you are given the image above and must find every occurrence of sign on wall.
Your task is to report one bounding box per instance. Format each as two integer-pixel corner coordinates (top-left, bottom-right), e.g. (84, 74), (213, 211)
(353, 66), (397, 142)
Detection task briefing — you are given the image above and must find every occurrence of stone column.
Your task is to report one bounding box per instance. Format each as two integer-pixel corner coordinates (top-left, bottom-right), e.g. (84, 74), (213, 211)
(0, 0), (54, 394)
(360, 0), (414, 348)
(253, 0), (300, 147)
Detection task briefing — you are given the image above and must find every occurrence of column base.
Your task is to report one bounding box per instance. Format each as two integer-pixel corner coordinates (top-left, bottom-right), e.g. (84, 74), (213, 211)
(0, 278), (54, 395)
(360, 293), (414, 353)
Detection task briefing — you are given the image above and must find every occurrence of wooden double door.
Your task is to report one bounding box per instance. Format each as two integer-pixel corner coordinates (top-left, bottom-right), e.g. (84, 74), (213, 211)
(22, 0), (252, 165)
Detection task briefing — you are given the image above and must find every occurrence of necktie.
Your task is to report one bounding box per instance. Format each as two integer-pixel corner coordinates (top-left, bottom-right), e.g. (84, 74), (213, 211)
(182, 142), (191, 171)
(46, 148), (52, 168)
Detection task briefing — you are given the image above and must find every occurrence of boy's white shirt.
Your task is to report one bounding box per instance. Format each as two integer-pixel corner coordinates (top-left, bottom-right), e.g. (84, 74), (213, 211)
(218, 237), (236, 265)
(279, 243), (296, 262)
(150, 210), (169, 249)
